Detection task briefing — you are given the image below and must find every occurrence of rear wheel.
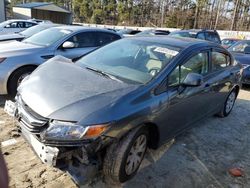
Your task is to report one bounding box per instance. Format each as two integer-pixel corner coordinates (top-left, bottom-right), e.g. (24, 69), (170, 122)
(8, 66), (36, 97)
(103, 126), (148, 184)
(217, 89), (237, 117)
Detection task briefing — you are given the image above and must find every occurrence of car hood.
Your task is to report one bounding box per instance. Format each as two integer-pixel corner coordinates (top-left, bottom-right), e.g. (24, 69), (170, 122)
(0, 33), (23, 41)
(18, 56), (139, 123)
(0, 41), (43, 57)
(231, 52), (250, 65)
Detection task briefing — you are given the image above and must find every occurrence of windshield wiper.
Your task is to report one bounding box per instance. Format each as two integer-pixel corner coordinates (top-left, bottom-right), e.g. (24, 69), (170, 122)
(85, 67), (123, 82)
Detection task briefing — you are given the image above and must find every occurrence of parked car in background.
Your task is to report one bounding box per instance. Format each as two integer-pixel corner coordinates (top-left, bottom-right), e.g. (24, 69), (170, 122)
(221, 38), (241, 48)
(0, 23), (59, 43)
(228, 40), (250, 84)
(0, 26), (122, 96)
(0, 19), (37, 35)
(136, 29), (170, 36)
(169, 29), (221, 44)
(4, 37), (242, 185)
(118, 29), (141, 36)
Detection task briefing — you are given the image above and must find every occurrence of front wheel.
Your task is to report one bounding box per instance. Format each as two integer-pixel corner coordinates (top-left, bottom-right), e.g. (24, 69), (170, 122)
(8, 66), (36, 97)
(103, 126), (148, 184)
(217, 89), (237, 117)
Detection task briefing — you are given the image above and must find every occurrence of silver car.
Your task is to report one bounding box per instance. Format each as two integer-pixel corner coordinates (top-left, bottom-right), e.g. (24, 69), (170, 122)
(0, 26), (121, 96)
(0, 19), (37, 35)
(0, 23), (59, 42)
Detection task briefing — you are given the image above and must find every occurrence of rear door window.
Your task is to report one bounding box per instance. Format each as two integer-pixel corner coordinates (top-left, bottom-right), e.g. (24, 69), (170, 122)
(17, 22), (25, 28)
(25, 22), (35, 28)
(95, 32), (120, 46)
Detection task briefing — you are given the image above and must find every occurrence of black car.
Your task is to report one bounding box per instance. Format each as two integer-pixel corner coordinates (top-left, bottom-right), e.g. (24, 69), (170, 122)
(228, 40), (250, 84)
(5, 37), (242, 185)
(169, 29), (221, 44)
(117, 29), (141, 36)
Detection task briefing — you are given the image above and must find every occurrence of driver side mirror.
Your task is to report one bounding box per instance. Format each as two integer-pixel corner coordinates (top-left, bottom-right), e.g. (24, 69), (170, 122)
(62, 41), (75, 49)
(182, 73), (203, 87)
(244, 46), (250, 54)
(5, 25), (10, 28)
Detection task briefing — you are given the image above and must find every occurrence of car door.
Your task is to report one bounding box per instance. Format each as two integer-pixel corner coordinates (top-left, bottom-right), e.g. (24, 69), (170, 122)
(206, 50), (234, 112)
(55, 32), (98, 60)
(156, 50), (215, 141)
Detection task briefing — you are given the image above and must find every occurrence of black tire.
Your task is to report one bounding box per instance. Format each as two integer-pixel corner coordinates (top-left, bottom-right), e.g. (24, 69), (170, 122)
(217, 89), (237, 117)
(8, 66), (36, 97)
(103, 126), (148, 184)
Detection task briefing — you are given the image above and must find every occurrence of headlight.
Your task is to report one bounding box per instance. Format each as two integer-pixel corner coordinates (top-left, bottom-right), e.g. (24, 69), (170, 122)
(0, 57), (6, 63)
(41, 120), (109, 141)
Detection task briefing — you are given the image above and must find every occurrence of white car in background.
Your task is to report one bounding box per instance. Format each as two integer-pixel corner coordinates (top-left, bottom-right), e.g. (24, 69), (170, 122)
(28, 19), (53, 24)
(0, 19), (37, 35)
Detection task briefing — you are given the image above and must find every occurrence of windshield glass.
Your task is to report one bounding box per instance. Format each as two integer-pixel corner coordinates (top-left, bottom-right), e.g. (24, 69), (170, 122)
(76, 39), (180, 84)
(228, 41), (250, 53)
(22, 28), (72, 46)
(169, 31), (196, 38)
(20, 25), (50, 37)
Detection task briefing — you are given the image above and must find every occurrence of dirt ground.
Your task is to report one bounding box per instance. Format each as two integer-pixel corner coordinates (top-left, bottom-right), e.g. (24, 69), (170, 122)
(0, 86), (250, 188)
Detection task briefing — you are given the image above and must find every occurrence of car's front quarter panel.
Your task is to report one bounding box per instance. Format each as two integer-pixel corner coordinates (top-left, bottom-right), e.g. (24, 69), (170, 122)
(0, 51), (49, 95)
(103, 86), (170, 143)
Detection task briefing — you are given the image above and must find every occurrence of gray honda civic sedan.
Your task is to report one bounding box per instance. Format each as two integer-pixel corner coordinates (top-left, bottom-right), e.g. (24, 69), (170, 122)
(0, 26), (121, 96)
(5, 37), (242, 185)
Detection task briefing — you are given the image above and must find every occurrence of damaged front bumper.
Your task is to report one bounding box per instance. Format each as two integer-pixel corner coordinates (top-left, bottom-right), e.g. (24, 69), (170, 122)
(20, 123), (59, 166)
(5, 99), (113, 186)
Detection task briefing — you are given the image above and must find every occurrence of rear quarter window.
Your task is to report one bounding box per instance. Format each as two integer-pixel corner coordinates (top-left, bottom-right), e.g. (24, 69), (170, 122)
(212, 51), (231, 71)
(206, 32), (220, 43)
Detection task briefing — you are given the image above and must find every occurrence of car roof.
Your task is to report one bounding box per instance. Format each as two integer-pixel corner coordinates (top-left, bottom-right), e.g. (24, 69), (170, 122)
(6, 19), (37, 23)
(129, 36), (220, 49)
(222, 38), (241, 40)
(171, 29), (217, 34)
(53, 25), (120, 34)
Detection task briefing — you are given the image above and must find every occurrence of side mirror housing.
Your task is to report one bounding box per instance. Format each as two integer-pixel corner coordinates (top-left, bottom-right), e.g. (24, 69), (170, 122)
(244, 46), (250, 54)
(62, 41), (75, 49)
(182, 73), (203, 87)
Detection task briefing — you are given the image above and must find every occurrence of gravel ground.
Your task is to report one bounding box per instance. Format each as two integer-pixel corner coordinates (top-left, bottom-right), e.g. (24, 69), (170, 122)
(0, 86), (250, 188)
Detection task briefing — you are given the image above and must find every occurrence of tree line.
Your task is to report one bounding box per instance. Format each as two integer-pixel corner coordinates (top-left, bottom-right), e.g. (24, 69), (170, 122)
(6, 0), (250, 31)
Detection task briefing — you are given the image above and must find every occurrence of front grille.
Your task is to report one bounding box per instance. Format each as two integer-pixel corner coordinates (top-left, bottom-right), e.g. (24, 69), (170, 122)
(16, 97), (49, 134)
